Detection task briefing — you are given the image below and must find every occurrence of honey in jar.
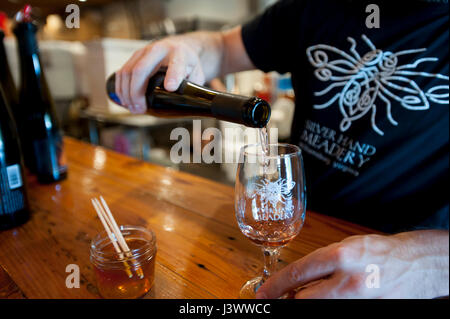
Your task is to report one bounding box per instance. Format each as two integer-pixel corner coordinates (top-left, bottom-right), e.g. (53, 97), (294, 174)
(90, 225), (156, 299)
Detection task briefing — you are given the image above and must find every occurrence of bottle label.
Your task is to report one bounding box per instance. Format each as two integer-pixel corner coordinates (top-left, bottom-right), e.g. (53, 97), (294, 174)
(6, 164), (23, 189)
(0, 164), (26, 216)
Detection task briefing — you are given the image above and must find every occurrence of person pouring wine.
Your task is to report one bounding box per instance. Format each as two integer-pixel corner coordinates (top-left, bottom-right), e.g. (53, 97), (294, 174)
(114, 0), (449, 299)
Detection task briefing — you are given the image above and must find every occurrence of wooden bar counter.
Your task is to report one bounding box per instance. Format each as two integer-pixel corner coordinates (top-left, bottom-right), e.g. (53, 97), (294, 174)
(0, 137), (378, 299)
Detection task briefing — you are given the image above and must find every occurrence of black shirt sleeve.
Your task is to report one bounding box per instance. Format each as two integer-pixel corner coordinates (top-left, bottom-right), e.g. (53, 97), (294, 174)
(241, 0), (305, 74)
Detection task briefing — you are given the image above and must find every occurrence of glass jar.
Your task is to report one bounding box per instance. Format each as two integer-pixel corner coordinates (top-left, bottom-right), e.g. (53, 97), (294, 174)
(90, 225), (156, 299)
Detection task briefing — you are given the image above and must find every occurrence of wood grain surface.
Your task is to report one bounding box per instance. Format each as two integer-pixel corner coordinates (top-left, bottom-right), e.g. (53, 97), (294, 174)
(0, 137), (379, 299)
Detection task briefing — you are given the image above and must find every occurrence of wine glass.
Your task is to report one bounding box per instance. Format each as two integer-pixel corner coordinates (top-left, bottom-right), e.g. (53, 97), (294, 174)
(235, 143), (306, 299)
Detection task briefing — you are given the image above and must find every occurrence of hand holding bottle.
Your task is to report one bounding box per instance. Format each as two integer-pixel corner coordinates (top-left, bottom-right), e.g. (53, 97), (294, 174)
(114, 26), (255, 114)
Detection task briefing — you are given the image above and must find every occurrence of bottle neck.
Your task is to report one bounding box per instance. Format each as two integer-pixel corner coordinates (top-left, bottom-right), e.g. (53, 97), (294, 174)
(147, 74), (270, 128)
(14, 22), (44, 91)
(13, 22), (59, 133)
(14, 23), (39, 55)
(149, 81), (217, 117)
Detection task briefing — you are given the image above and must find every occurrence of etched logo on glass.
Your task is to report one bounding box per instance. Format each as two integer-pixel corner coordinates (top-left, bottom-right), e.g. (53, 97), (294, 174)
(250, 178), (296, 221)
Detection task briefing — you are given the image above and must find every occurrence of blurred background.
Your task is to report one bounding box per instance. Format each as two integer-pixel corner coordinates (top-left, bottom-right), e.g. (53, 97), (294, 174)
(0, 0), (295, 185)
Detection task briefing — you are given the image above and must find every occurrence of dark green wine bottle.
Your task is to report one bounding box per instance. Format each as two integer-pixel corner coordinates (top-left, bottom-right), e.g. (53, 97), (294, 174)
(13, 7), (67, 184)
(106, 69), (271, 128)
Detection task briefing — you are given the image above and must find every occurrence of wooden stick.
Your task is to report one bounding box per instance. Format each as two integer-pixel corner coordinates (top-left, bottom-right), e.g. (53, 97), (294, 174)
(99, 196), (144, 279)
(99, 196), (130, 253)
(91, 199), (133, 278)
(91, 199), (121, 256)
(93, 198), (122, 248)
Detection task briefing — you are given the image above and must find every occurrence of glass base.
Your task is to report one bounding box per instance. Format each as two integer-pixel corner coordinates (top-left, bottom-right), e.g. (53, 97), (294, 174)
(239, 276), (264, 299)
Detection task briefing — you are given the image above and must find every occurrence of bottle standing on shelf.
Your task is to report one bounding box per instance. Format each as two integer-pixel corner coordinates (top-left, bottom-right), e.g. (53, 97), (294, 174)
(13, 6), (67, 183)
(0, 85), (30, 230)
(106, 68), (271, 129)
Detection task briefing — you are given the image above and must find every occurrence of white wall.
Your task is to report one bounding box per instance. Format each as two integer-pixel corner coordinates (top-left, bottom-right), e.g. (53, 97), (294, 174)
(165, 0), (250, 23)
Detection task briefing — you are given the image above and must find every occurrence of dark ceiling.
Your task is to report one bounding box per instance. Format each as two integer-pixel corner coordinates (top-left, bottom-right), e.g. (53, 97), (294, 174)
(1, 0), (119, 17)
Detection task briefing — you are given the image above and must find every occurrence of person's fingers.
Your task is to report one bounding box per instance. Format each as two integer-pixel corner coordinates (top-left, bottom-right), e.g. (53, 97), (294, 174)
(164, 45), (199, 91)
(187, 62), (205, 85)
(116, 48), (146, 111)
(164, 48), (189, 92)
(115, 70), (122, 106)
(124, 49), (148, 113)
(256, 244), (342, 299)
(129, 43), (170, 111)
(120, 68), (134, 112)
(295, 276), (342, 299)
(116, 40), (200, 110)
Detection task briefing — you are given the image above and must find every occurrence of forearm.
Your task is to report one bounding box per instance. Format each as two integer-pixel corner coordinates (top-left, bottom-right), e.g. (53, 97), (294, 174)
(221, 26), (256, 76)
(394, 230), (449, 298)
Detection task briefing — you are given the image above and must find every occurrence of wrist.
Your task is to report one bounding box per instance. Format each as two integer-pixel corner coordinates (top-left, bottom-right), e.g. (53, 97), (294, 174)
(187, 31), (224, 81)
(394, 230), (449, 298)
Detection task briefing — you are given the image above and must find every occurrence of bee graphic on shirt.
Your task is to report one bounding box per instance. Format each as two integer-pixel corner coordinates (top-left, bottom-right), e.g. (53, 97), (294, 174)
(306, 34), (449, 136)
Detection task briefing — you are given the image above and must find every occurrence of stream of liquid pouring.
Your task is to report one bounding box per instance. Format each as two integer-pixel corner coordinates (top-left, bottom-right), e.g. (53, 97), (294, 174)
(259, 126), (270, 220)
(259, 126), (269, 156)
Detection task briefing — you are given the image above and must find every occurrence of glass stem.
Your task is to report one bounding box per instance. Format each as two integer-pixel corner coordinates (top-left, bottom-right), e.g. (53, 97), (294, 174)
(262, 246), (281, 282)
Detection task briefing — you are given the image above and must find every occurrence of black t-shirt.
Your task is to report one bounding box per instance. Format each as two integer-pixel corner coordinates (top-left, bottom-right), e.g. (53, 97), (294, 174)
(241, 0), (449, 233)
